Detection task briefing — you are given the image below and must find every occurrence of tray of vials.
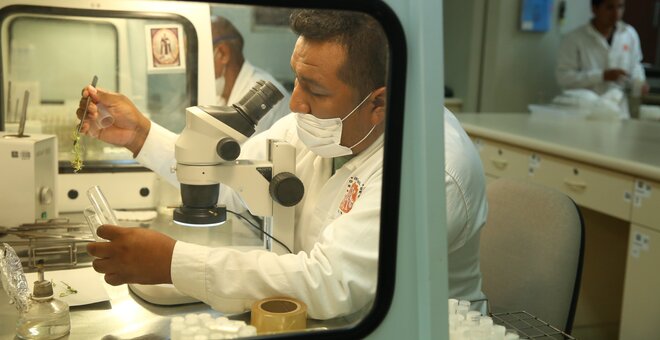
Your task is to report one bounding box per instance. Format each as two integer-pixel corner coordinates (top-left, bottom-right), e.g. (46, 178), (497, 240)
(490, 311), (575, 340)
(449, 299), (576, 340)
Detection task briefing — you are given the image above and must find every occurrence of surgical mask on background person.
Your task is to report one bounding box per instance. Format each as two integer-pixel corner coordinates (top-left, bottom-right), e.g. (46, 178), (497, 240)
(215, 76), (226, 106)
(215, 50), (226, 105)
(296, 91), (376, 158)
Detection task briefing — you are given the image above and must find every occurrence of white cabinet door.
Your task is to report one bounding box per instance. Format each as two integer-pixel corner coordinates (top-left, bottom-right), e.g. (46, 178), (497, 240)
(630, 179), (660, 232)
(531, 154), (634, 221)
(620, 224), (660, 339)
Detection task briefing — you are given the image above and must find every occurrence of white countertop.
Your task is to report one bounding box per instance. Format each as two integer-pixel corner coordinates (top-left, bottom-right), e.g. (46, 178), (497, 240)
(456, 113), (660, 182)
(0, 211), (342, 339)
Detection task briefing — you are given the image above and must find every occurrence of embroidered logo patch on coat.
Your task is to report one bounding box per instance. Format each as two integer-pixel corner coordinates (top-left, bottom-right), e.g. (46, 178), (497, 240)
(339, 176), (364, 214)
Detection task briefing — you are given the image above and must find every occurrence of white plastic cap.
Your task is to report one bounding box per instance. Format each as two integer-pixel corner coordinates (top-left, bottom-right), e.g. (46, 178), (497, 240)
(466, 311), (481, 322)
(448, 299), (459, 315)
(449, 314), (464, 330)
(456, 304), (469, 317)
(237, 325), (257, 337)
(493, 324), (506, 332)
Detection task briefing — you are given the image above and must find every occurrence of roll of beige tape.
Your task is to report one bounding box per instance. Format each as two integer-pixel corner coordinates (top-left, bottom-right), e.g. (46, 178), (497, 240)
(251, 296), (307, 334)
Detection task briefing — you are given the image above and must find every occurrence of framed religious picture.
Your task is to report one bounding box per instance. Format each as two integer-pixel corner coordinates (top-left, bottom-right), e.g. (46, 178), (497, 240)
(145, 24), (186, 72)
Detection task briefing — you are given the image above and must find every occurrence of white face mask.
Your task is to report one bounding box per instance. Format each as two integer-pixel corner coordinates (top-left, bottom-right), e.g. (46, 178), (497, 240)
(215, 50), (227, 106)
(215, 76), (226, 106)
(295, 92), (376, 158)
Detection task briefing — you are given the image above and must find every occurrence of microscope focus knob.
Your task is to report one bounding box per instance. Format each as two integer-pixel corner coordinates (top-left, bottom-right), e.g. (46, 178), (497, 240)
(269, 172), (304, 207)
(216, 137), (241, 161)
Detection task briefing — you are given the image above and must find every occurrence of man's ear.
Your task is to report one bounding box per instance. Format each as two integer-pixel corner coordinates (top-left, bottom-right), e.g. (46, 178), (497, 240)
(369, 86), (387, 125)
(214, 43), (231, 64)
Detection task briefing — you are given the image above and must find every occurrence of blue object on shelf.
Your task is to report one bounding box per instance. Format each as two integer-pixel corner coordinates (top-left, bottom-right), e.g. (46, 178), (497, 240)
(520, 0), (553, 32)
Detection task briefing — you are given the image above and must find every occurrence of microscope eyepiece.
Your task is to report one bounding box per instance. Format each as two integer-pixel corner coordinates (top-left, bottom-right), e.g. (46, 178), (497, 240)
(233, 80), (285, 126)
(199, 80), (285, 138)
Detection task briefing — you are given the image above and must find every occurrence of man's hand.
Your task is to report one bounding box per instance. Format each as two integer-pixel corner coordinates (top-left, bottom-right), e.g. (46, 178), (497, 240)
(87, 225), (176, 286)
(642, 82), (650, 96)
(603, 68), (628, 82)
(76, 85), (151, 156)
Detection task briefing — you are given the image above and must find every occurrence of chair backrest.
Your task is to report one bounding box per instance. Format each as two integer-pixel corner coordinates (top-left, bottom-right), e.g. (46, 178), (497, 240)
(480, 178), (584, 333)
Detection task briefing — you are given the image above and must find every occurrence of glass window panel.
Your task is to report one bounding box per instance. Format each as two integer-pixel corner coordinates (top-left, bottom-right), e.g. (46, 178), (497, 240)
(9, 17), (118, 102)
(2, 13), (195, 166)
(0, 2), (401, 339)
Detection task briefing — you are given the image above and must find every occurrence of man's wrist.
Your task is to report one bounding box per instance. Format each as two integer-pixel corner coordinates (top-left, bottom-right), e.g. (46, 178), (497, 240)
(130, 116), (151, 157)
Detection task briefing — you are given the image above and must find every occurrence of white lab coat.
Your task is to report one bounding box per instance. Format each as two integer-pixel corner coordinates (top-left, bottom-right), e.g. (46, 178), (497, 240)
(444, 108), (488, 312)
(556, 22), (645, 118)
(136, 110), (487, 319)
(221, 60), (291, 134)
(169, 113), (382, 319)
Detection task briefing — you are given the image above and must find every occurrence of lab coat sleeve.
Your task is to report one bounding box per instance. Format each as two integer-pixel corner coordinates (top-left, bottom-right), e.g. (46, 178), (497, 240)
(556, 35), (603, 90)
(445, 169), (470, 252)
(443, 109), (487, 253)
(631, 28), (646, 81)
(444, 164), (488, 254)
(171, 171), (381, 320)
(135, 122), (179, 187)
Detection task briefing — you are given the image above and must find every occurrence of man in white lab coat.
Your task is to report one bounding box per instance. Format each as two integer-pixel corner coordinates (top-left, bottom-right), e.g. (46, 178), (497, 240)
(211, 16), (290, 134)
(78, 10), (487, 319)
(556, 0), (648, 118)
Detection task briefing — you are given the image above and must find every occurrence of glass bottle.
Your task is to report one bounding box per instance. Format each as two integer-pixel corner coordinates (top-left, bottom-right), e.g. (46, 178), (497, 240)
(16, 265), (70, 339)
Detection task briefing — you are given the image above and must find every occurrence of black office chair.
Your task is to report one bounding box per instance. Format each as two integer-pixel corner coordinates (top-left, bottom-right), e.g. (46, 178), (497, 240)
(479, 178), (585, 334)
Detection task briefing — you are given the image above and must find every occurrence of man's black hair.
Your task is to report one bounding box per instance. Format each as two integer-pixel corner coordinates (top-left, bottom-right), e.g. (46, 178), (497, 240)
(289, 9), (388, 98)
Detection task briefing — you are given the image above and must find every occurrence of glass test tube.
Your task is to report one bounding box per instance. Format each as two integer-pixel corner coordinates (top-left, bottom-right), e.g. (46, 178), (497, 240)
(87, 185), (118, 226)
(84, 207), (103, 241)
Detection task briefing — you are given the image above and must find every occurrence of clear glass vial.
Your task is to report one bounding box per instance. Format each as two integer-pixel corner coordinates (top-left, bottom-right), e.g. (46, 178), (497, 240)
(16, 266), (70, 339)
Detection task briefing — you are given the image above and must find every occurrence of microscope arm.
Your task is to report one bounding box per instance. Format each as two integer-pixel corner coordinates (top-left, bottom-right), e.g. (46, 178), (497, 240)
(174, 103), (301, 254)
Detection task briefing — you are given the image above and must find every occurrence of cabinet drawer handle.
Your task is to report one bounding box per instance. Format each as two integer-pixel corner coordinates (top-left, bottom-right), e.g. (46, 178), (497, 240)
(491, 159), (508, 169)
(564, 179), (587, 191)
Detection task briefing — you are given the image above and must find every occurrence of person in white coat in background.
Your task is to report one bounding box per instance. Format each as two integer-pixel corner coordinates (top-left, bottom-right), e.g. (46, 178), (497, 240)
(76, 9), (488, 320)
(211, 16), (291, 134)
(556, 0), (649, 118)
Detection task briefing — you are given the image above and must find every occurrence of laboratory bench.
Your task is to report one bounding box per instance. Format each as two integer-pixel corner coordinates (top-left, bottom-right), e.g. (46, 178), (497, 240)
(456, 112), (660, 340)
(0, 210), (339, 339)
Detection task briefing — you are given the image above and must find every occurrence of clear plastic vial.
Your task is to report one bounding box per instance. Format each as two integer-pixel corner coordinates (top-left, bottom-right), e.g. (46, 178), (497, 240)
(84, 103), (114, 138)
(16, 267), (70, 339)
(87, 185), (118, 226)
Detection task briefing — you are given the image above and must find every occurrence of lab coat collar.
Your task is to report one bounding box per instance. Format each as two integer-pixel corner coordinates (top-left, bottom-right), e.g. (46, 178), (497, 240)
(338, 133), (384, 172)
(585, 21), (626, 50)
(614, 21), (626, 34)
(585, 24), (607, 50)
